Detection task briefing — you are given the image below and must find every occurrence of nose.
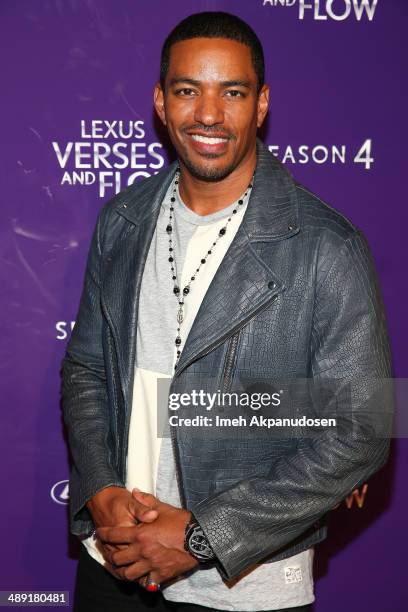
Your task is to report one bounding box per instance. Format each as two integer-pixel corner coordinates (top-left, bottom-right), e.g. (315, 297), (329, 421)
(193, 91), (225, 126)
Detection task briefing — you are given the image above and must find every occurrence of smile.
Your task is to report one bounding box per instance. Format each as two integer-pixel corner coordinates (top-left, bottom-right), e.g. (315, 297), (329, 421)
(190, 135), (229, 144)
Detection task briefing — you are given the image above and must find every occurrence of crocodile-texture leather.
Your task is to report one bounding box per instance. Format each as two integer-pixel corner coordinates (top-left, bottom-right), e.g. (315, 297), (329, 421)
(61, 138), (394, 580)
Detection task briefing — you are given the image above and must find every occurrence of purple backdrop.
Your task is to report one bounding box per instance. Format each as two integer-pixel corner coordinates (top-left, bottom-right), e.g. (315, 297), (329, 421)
(1, 1), (406, 610)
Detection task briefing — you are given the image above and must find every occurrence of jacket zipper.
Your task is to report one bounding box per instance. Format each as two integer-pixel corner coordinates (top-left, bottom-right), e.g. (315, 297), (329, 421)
(168, 292), (280, 507)
(222, 332), (240, 394)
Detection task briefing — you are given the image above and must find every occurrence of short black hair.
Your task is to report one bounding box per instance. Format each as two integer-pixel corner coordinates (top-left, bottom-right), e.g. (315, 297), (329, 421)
(160, 11), (265, 94)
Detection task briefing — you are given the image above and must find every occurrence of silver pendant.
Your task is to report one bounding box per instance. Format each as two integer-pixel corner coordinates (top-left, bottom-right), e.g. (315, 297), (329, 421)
(177, 307), (184, 324)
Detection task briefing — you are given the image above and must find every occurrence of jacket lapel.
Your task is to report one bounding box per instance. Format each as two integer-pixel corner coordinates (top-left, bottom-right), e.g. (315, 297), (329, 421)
(174, 223), (282, 375)
(175, 139), (300, 375)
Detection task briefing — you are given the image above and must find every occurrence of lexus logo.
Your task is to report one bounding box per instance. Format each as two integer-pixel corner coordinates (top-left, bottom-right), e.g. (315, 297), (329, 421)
(50, 480), (69, 505)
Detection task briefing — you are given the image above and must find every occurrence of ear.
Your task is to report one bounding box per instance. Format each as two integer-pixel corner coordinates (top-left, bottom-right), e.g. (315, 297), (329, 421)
(256, 84), (269, 129)
(153, 82), (167, 126)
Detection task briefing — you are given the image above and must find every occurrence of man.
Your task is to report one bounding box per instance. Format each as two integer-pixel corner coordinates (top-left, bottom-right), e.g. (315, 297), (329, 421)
(61, 11), (393, 612)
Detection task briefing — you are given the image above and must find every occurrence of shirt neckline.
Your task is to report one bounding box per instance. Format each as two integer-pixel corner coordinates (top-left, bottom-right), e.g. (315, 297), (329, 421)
(174, 186), (247, 226)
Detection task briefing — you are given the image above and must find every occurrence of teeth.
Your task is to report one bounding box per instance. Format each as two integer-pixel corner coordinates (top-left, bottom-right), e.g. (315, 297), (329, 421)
(191, 135), (228, 144)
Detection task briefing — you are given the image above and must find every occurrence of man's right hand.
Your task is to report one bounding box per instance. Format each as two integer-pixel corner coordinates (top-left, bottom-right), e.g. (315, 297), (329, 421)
(86, 486), (159, 559)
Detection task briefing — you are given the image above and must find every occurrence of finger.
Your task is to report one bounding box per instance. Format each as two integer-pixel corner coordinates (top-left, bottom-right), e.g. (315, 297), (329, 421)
(143, 571), (162, 591)
(102, 543), (128, 552)
(131, 489), (159, 506)
(97, 525), (140, 545)
(110, 543), (143, 566)
(129, 493), (158, 523)
(139, 547), (183, 588)
(134, 507), (158, 523)
(105, 559), (152, 582)
(138, 574), (149, 589)
(100, 543), (129, 566)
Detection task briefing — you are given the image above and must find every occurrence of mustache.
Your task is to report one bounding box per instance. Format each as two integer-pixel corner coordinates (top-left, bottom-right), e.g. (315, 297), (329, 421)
(184, 126), (233, 138)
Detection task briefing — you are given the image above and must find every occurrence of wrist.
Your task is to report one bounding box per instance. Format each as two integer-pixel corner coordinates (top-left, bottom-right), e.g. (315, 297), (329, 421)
(87, 485), (126, 510)
(183, 513), (217, 564)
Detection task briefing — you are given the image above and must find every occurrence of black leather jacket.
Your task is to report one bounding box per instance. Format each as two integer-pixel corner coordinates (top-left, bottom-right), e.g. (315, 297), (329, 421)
(61, 138), (393, 580)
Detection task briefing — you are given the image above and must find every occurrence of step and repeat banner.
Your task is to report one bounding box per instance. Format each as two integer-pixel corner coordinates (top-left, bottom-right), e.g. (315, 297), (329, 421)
(1, 1), (406, 610)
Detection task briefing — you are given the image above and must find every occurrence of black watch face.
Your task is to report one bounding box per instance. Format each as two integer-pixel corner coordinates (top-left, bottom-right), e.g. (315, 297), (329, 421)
(188, 525), (215, 561)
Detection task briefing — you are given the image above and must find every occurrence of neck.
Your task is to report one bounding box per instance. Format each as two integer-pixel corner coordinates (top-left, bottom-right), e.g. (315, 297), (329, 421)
(177, 148), (256, 216)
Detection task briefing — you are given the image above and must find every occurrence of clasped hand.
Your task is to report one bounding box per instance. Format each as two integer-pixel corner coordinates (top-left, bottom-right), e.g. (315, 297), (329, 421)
(96, 490), (199, 587)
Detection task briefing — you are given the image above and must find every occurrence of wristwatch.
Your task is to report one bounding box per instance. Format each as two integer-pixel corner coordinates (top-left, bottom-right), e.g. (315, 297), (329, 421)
(184, 514), (217, 564)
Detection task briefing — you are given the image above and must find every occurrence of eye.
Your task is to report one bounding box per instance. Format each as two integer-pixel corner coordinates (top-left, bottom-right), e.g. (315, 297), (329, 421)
(175, 88), (196, 96)
(225, 90), (245, 98)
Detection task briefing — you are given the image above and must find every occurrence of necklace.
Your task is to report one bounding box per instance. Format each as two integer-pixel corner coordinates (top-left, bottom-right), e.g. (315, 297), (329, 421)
(166, 167), (254, 372)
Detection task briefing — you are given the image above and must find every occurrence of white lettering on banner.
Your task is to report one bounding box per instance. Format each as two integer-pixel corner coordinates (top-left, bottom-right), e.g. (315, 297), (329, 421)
(52, 142), (164, 170)
(263, 0), (297, 5)
(52, 119), (166, 198)
(354, 139), (374, 169)
(268, 139), (374, 169)
(56, 321), (75, 340)
(80, 120), (145, 139)
(263, 0), (379, 21)
(61, 171), (96, 186)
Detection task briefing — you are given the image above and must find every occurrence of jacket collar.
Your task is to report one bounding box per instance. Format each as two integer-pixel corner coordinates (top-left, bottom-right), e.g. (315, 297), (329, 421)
(114, 138), (300, 241)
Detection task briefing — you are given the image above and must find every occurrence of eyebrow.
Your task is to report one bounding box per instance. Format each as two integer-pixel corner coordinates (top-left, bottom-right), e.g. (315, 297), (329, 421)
(168, 77), (252, 89)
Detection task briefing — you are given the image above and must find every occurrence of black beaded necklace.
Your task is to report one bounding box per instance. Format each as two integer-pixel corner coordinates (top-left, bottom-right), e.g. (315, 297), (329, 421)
(166, 167), (254, 372)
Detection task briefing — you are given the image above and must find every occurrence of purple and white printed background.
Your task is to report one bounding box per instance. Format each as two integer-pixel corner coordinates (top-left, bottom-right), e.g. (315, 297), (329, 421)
(1, 1), (406, 610)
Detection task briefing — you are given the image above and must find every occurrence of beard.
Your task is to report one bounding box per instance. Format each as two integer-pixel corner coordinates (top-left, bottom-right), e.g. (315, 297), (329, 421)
(178, 148), (239, 182)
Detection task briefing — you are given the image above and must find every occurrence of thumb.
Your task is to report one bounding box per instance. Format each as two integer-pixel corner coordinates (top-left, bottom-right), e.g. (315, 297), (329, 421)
(129, 490), (158, 523)
(132, 489), (158, 507)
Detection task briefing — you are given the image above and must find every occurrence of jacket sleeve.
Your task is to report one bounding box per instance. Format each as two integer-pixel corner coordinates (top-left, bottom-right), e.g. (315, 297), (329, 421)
(60, 206), (126, 534)
(190, 229), (394, 580)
